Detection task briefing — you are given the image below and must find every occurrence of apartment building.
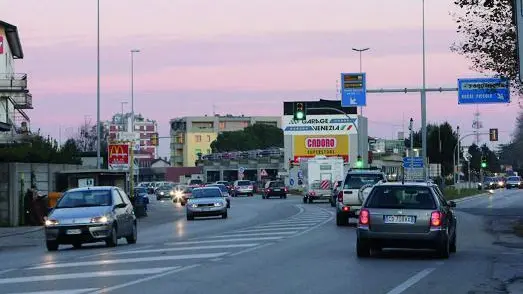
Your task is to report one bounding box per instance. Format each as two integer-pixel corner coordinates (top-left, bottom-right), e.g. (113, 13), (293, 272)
(170, 115), (281, 167)
(0, 20), (33, 142)
(107, 113), (158, 160)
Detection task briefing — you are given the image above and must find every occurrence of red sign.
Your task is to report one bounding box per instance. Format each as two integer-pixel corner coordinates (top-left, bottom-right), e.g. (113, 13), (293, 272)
(305, 137), (337, 149)
(108, 144), (129, 167)
(320, 180), (330, 190)
(0, 36), (4, 55)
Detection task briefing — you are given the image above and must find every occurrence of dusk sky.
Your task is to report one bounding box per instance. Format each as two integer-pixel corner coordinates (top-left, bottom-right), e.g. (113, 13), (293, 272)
(2, 0), (520, 156)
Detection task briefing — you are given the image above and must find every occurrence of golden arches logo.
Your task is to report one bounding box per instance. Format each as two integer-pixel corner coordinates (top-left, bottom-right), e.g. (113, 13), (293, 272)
(109, 145), (127, 157)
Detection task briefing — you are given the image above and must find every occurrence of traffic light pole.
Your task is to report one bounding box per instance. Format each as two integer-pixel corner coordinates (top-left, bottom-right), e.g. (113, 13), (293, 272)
(453, 131), (489, 186)
(306, 107), (361, 167)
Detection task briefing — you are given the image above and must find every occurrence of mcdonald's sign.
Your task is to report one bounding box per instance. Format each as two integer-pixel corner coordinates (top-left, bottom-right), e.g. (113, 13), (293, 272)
(108, 143), (130, 170)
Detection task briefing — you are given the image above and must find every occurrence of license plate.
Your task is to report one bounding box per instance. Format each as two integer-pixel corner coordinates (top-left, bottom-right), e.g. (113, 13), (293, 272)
(201, 207), (210, 211)
(66, 229), (82, 235)
(384, 215), (415, 224)
(274, 189), (281, 191)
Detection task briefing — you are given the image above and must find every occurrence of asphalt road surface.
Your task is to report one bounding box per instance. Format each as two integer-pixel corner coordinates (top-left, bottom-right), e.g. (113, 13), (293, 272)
(0, 190), (522, 294)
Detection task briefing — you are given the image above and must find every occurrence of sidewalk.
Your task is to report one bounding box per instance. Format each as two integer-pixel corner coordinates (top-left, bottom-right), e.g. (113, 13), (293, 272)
(0, 226), (44, 249)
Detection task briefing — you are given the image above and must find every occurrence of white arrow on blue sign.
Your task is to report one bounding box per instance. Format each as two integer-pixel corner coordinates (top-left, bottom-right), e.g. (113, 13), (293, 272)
(403, 157), (424, 168)
(239, 167), (245, 173)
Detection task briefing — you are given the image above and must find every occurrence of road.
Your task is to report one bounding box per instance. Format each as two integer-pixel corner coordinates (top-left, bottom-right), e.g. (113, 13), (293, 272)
(0, 189), (522, 294)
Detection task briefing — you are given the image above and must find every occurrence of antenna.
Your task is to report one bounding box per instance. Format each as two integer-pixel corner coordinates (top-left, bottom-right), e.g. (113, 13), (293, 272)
(212, 104), (217, 116)
(472, 105), (482, 145)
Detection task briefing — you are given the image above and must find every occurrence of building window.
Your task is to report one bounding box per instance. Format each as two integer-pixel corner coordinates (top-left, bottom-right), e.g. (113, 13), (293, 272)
(195, 135), (202, 142)
(207, 135), (211, 142)
(195, 149), (202, 157)
(219, 122), (226, 130)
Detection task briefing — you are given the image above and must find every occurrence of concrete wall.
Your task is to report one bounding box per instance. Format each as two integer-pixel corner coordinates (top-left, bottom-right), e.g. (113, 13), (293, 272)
(0, 163), (82, 226)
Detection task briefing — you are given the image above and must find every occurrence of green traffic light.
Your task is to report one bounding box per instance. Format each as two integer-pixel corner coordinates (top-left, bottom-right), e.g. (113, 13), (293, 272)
(296, 111), (304, 120)
(356, 160), (363, 168)
(481, 162), (487, 168)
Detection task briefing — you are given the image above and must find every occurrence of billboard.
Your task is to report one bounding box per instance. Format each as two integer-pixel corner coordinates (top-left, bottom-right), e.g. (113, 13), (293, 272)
(108, 143), (130, 170)
(293, 135), (349, 162)
(0, 36), (3, 55)
(282, 114), (358, 135)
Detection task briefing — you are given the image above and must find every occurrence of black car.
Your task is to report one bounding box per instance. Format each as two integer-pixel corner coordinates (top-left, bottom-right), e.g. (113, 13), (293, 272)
(262, 181), (287, 199)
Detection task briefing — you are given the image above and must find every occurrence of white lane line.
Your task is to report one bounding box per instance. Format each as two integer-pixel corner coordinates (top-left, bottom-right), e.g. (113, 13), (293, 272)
(78, 245), (154, 259)
(204, 232), (296, 238)
(234, 227), (300, 233)
(87, 264), (200, 294)
(255, 224), (311, 229)
(28, 252), (229, 269)
(165, 237), (283, 246)
(386, 268), (436, 294)
(8, 289), (99, 294)
(287, 217), (329, 221)
(229, 243), (275, 257)
(114, 244), (259, 255)
(210, 258), (223, 262)
(268, 220), (320, 225)
(0, 269), (16, 275)
(0, 267), (179, 285)
(291, 213), (334, 238)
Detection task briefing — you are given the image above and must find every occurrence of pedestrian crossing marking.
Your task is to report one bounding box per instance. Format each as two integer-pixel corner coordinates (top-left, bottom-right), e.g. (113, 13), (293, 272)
(8, 289), (99, 294)
(204, 232), (296, 238)
(164, 237), (284, 246)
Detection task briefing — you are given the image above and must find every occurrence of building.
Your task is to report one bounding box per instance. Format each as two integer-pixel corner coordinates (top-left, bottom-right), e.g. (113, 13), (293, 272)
(0, 20), (33, 142)
(170, 115), (281, 167)
(107, 113), (158, 160)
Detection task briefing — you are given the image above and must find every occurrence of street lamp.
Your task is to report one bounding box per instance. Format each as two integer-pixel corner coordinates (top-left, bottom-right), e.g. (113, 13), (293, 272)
(420, 0), (428, 179)
(120, 101), (128, 131)
(352, 47), (370, 117)
(96, 0), (101, 169)
(130, 49), (140, 133)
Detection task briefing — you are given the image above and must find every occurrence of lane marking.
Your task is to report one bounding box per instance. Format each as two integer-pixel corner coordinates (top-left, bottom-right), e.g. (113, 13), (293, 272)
(234, 227), (301, 233)
(0, 269), (16, 275)
(8, 289), (99, 294)
(386, 268), (436, 294)
(203, 232), (296, 238)
(0, 267), (179, 285)
(210, 258), (223, 262)
(164, 237), (283, 246)
(291, 214), (334, 238)
(87, 264), (200, 294)
(28, 252), (228, 269)
(229, 242), (275, 257)
(114, 244), (259, 255)
(254, 224), (311, 229)
(78, 245), (154, 259)
(268, 220), (321, 225)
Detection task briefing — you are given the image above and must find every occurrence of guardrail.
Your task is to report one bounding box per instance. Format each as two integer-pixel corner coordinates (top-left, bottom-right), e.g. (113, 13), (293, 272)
(200, 148), (284, 161)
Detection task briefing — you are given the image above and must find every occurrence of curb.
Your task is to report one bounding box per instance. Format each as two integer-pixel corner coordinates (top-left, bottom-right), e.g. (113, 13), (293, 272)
(0, 226), (43, 238)
(453, 192), (489, 204)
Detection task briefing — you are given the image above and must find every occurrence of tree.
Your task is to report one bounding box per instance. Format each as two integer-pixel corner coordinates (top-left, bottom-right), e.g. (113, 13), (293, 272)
(0, 133), (81, 164)
(74, 123), (108, 153)
(498, 111), (523, 171)
(451, 0), (522, 93)
(210, 123), (283, 152)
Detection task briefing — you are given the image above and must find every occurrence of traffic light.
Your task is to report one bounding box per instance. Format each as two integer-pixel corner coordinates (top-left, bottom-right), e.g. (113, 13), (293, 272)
(356, 155), (363, 168)
(151, 132), (159, 146)
(481, 156), (487, 168)
(489, 128), (498, 141)
(293, 102), (306, 120)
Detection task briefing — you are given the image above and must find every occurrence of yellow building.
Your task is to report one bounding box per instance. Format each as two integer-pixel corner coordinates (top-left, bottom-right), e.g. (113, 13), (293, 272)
(170, 115), (281, 167)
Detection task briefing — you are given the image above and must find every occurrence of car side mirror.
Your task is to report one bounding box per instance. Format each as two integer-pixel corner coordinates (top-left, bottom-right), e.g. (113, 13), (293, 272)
(114, 203), (126, 210)
(448, 201), (456, 208)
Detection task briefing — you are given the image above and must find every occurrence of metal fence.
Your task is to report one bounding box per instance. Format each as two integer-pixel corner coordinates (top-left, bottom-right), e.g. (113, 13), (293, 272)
(201, 148), (284, 161)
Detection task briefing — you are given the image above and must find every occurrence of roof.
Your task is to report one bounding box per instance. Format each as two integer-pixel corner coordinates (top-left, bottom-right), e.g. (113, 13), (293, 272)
(59, 169), (127, 174)
(347, 169), (384, 174)
(0, 20), (23, 59)
(66, 186), (115, 192)
(377, 181), (435, 187)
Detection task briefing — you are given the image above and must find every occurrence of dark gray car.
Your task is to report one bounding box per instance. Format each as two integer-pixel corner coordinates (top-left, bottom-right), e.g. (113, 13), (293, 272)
(356, 182), (457, 259)
(44, 186), (137, 251)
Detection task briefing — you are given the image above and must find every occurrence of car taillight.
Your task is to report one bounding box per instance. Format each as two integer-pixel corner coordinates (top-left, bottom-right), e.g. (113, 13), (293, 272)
(284, 187), (288, 192)
(359, 209), (369, 225)
(310, 191), (316, 196)
(431, 211), (442, 227)
(248, 185), (253, 189)
(337, 191), (343, 202)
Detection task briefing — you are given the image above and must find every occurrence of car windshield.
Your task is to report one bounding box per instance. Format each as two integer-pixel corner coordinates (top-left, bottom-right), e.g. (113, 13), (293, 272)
(269, 181), (285, 188)
(135, 187), (147, 194)
(508, 176), (521, 181)
(184, 187), (194, 193)
(192, 188), (222, 198)
(237, 180), (251, 186)
(366, 186), (436, 210)
(190, 179), (203, 185)
(56, 190), (113, 208)
(158, 185), (172, 190)
(484, 177), (495, 182)
(207, 184), (228, 192)
(344, 174), (384, 189)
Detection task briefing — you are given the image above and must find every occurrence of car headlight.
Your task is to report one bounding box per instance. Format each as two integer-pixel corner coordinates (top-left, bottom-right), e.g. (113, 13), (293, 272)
(214, 202), (223, 207)
(160, 192), (164, 195)
(190, 203), (198, 208)
(518, 182), (521, 185)
(90, 215), (111, 224)
(44, 218), (59, 226)
(175, 191), (183, 198)
(170, 191), (175, 196)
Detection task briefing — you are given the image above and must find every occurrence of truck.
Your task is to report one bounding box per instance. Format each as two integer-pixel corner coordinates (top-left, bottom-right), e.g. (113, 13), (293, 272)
(300, 156), (345, 204)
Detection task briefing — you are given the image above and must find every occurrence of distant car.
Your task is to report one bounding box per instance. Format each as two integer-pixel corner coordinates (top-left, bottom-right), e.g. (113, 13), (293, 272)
(206, 184), (231, 208)
(174, 186), (194, 205)
(330, 181), (343, 207)
(506, 176), (522, 189)
(215, 181), (233, 192)
(44, 186), (137, 251)
(188, 179), (204, 186)
(356, 182), (457, 259)
(156, 185), (174, 200)
(186, 187), (228, 220)
(262, 181), (287, 199)
(478, 177), (498, 190)
(232, 180), (254, 197)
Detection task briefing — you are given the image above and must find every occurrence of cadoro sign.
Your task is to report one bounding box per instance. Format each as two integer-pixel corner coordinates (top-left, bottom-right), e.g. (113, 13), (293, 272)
(282, 114), (357, 135)
(306, 137), (337, 149)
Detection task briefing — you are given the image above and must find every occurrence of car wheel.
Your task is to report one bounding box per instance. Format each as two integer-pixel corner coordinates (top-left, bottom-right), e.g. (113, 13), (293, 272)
(222, 212), (228, 219)
(156, 196), (160, 201)
(249, 193), (253, 197)
(72, 242), (82, 249)
(356, 239), (371, 258)
(303, 197), (307, 204)
(336, 213), (347, 226)
(308, 198), (313, 204)
(283, 194), (287, 199)
(450, 231), (457, 253)
(46, 241), (59, 251)
(105, 226), (118, 248)
(126, 222), (137, 244)
(280, 195), (283, 199)
(227, 202), (231, 209)
(437, 236), (450, 259)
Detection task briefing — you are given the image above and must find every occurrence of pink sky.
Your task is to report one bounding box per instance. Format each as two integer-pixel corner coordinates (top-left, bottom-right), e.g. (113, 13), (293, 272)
(2, 0), (520, 156)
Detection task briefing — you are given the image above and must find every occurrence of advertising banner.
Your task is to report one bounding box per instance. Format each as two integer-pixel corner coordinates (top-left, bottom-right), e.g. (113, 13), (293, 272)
(0, 36), (3, 55)
(282, 114), (358, 135)
(108, 143), (130, 170)
(293, 135), (349, 162)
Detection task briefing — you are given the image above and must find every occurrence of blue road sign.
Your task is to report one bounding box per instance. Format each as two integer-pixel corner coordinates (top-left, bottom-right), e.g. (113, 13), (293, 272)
(239, 167), (245, 173)
(297, 170), (303, 179)
(290, 178), (295, 186)
(403, 157), (424, 168)
(457, 78), (510, 104)
(341, 73), (366, 107)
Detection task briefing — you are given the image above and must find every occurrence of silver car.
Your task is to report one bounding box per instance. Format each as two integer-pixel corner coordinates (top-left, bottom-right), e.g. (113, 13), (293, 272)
(356, 182), (457, 259)
(186, 187), (228, 220)
(205, 184), (232, 208)
(232, 180), (254, 197)
(44, 186), (137, 251)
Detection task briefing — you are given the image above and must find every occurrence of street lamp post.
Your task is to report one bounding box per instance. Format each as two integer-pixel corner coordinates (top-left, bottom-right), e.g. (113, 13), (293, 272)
(130, 49), (140, 133)
(96, 0), (101, 169)
(421, 0), (428, 179)
(120, 101), (128, 131)
(352, 47), (370, 117)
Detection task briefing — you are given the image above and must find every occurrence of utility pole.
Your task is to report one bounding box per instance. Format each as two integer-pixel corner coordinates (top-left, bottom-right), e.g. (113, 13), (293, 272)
(420, 0), (428, 180)
(409, 118), (414, 168)
(96, 0), (101, 169)
(130, 49), (140, 198)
